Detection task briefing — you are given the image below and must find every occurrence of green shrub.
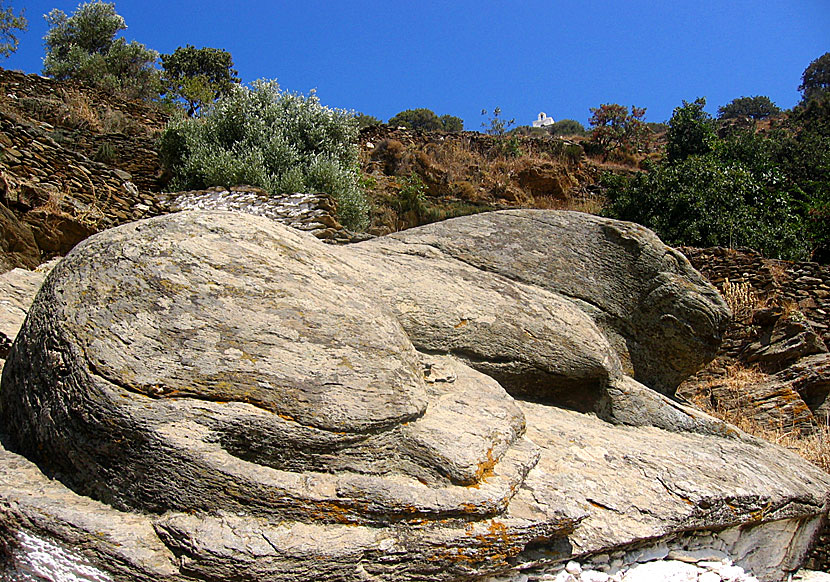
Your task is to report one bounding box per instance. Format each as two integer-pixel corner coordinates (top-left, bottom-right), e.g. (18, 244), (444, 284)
(439, 114), (463, 132)
(160, 79), (370, 231)
(665, 98), (717, 162)
(548, 119), (586, 137)
(353, 112), (382, 129)
(388, 109), (442, 131)
(395, 172), (426, 220)
(93, 141), (116, 163)
(603, 153), (808, 261)
(42, 1), (160, 101)
(717, 96), (781, 120)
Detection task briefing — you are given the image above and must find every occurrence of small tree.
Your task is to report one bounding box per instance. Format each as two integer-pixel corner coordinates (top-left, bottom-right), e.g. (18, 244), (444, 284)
(439, 114), (463, 132)
(665, 98), (717, 162)
(161, 45), (239, 116)
(717, 96), (781, 120)
(353, 112), (381, 129)
(480, 107), (515, 136)
(799, 52), (830, 104)
(388, 108), (442, 131)
(42, 0), (160, 100)
(587, 103), (649, 160)
(0, 1), (26, 58)
(548, 119), (586, 136)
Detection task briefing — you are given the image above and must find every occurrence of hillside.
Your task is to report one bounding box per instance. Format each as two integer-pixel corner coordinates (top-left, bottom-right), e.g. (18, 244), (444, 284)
(0, 67), (616, 270)
(0, 67), (829, 577)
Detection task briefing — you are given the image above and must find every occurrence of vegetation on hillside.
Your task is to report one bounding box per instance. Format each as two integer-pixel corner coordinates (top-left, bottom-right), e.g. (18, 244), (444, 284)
(717, 95), (781, 120)
(387, 108), (463, 132)
(602, 57), (830, 263)
(42, 0), (160, 101)
(160, 45), (239, 116)
(585, 103), (650, 161)
(13, 0), (830, 259)
(159, 80), (369, 231)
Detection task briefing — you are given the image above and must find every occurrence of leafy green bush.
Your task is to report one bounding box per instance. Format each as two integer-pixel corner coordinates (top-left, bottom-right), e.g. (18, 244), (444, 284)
(395, 172), (427, 220)
(42, 1), (160, 101)
(160, 80), (369, 231)
(160, 45), (240, 116)
(665, 98), (716, 162)
(717, 96), (781, 120)
(353, 112), (382, 129)
(548, 119), (586, 136)
(388, 108), (442, 131)
(439, 114), (463, 132)
(603, 95), (830, 261)
(603, 155), (807, 260)
(387, 109), (463, 132)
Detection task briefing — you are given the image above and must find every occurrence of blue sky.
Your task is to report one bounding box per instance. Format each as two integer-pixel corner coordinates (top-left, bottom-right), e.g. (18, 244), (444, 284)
(4, 0), (829, 129)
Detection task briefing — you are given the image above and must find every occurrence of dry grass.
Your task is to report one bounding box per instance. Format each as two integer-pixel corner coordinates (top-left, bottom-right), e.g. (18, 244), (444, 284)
(720, 277), (760, 322)
(29, 173), (108, 230)
(59, 89), (102, 131)
(690, 364), (830, 473)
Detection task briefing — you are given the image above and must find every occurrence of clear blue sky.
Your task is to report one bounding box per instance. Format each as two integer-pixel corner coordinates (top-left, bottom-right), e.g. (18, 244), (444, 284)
(4, 0), (829, 129)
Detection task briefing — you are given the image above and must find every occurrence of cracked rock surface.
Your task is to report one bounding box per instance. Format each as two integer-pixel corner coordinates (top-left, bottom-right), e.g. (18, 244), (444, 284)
(0, 210), (827, 581)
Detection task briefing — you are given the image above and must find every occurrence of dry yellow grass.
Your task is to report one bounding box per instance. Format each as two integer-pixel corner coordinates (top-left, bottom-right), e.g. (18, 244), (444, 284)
(690, 364), (830, 473)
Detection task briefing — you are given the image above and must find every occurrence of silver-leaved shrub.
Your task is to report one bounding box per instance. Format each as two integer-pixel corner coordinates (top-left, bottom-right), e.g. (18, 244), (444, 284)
(160, 79), (369, 231)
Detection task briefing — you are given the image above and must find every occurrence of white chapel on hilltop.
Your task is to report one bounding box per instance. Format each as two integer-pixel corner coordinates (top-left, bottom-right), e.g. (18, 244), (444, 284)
(532, 112), (555, 128)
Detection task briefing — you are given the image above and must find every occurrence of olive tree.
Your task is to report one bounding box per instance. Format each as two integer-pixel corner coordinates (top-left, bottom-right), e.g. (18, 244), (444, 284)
(0, 1), (26, 58)
(42, 0), (160, 100)
(160, 80), (369, 231)
(161, 45), (239, 116)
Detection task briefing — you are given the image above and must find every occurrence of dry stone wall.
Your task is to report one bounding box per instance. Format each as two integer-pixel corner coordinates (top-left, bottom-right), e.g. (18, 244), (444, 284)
(681, 247), (830, 347)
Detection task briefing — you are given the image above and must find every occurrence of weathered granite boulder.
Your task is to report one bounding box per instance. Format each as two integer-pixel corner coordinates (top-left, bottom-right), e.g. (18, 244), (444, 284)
(375, 210), (731, 395)
(0, 210), (827, 582)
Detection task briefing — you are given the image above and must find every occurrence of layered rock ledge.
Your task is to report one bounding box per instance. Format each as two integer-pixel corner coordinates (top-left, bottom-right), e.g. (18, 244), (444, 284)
(0, 210), (827, 581)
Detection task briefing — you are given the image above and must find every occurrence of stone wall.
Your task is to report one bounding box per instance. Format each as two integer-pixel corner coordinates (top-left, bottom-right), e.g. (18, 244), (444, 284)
(680, 246), (830, 347)
(0, 68), (166, 195)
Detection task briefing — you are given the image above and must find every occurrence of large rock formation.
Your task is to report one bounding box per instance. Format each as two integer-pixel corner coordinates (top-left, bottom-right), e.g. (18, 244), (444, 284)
(0, 210), (827, 582)
(366, 210), (729, 395)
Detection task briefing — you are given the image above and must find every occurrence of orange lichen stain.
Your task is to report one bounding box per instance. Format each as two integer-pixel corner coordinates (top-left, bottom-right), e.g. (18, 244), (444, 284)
(307, 501), (361, 525)
(277, 413), (296, 422)
(474, 449), (497, 483)
(454, 319), (469, 329)
(459, 503), (481, 514)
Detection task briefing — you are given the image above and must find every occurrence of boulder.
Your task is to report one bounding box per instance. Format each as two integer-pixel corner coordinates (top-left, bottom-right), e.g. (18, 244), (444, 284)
(742, 310), (827, 372)
(0, 210), (827, 582)
(374, 210), (730, 395)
